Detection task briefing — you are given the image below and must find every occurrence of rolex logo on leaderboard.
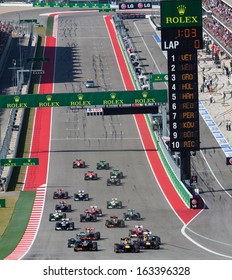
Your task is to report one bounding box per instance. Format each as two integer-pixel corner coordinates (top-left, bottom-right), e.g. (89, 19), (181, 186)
(165, 4), (198, 24)
(177, 5), (186, 15)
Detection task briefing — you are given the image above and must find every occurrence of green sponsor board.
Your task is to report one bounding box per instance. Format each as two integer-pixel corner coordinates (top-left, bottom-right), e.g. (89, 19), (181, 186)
(33, 2), (110, 8)
(0, 90), (167, 109)
(27, 57), (50, 63)
(151, 74), (168, 82)
(0, 158), (39, 167)
(99, 8), (116, 13)
(161, 0), (202, 28)
(20, 19), (37, 23)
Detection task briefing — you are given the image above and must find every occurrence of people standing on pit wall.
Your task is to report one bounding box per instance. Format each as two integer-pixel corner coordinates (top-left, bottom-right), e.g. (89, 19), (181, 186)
(226, 120), (231, 131)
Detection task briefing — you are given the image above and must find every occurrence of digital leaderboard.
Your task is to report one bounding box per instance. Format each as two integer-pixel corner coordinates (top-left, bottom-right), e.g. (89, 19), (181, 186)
(161, 0), (203, 152)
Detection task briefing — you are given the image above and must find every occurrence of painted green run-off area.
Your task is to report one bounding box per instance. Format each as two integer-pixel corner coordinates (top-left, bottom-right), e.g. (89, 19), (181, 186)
(0, 191), (36, 259)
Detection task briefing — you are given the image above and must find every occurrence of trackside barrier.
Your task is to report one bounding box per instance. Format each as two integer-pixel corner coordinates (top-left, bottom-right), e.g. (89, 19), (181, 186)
(33, 2), (110, 8)
(145, 115), (192, 207)
(115, 18), (192, 207)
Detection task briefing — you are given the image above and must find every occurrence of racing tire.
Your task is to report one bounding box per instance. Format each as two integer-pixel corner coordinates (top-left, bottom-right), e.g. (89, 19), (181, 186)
(119, 220), (125, 228)
(67, 205), (72, 212)
(114, 244), (120, 253)
(105, 220), (110, 227)
(118, 201), (122, 208)
(94, 232), (100, 240)
(136, 213), (141, 220)
(55, 222), (60, 231)
(80, 214), (84, 222)
(62, 213), (67, 219)
(85, 194), (89, 200)
(92, 242), (98, 251)
(69, 222), (74, 230)
(133, 242), (140, 253)
(65, 192), (68, 198)
(92, 214), (97, 222)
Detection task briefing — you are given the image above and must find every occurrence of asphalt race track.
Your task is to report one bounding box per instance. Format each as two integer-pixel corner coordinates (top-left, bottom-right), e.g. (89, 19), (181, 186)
(2, 9), (232, 260)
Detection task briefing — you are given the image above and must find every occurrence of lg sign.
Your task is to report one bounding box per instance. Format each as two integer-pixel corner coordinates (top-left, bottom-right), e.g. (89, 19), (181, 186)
(119, 2), (152, 10)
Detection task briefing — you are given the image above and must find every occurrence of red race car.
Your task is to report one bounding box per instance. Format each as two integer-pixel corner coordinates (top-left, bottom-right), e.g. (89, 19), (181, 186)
(128, 225), (151, 238)
(84, 171), (98, 180)
(73, 159), (86, 168)
(85, 206), (103, 217)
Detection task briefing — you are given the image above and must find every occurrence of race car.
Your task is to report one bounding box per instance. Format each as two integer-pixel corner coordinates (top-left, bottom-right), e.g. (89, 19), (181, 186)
(80, 212), (97, 222)
(84, 171), (98, 180)
(96, 160), (110, 170)
(55, 219), (74, 231)
(106, 198), (122, 209)
(74, 239), (98, 251)
(73, 159), (86, 168)
(110, 169), (123, 179)
(137, 234), (161, 249)
(76, 227), (100, 240)
(85, 205), (103, 217)
(128, 225), (151, 238)
(114, 237), (140, 253)
(74, 190), (89, 201)
(55, 201), (72, 212)
(67, 237), (78, 248)
(53, 188), (69, 199)
(107, 176), (121, 186)
(49, 211), (66, 221)
(123, 209), (141, 221)
(105, 216), (125, 228)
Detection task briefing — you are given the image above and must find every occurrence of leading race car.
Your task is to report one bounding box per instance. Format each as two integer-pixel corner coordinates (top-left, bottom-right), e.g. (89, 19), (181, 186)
(49, 211), (66, 221)
(80, 212), (97, 222)
(73, 159), (86, 168)
(53, 188), (69, 199)
(110, 169), (123, 179)
(85, 205), (103, 217)
(76, 227), (101, 240)
(106, 198), (122, 209)
(123, 209), (141, 221)
(105, 216), (125, 228)
(55, 219), (74, 231)
(84, 171), (98, 180)
(74, 190), (89, 201)
(128, 225), (151, 238)
(114, 237), (140, 253)
(96, 160), (110, 170)
(55, 201), (72, 212)
(74, 239), (98, 251)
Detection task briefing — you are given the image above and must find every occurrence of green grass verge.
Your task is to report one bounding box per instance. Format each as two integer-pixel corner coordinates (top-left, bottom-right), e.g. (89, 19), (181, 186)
(0, 191), (36, 259)
(46, 16), (54, 36)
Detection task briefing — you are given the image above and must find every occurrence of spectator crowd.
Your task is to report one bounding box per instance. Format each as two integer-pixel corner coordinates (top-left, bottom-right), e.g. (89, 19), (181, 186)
(0, 20), (13, 59)
(202, 0), (232, 54)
